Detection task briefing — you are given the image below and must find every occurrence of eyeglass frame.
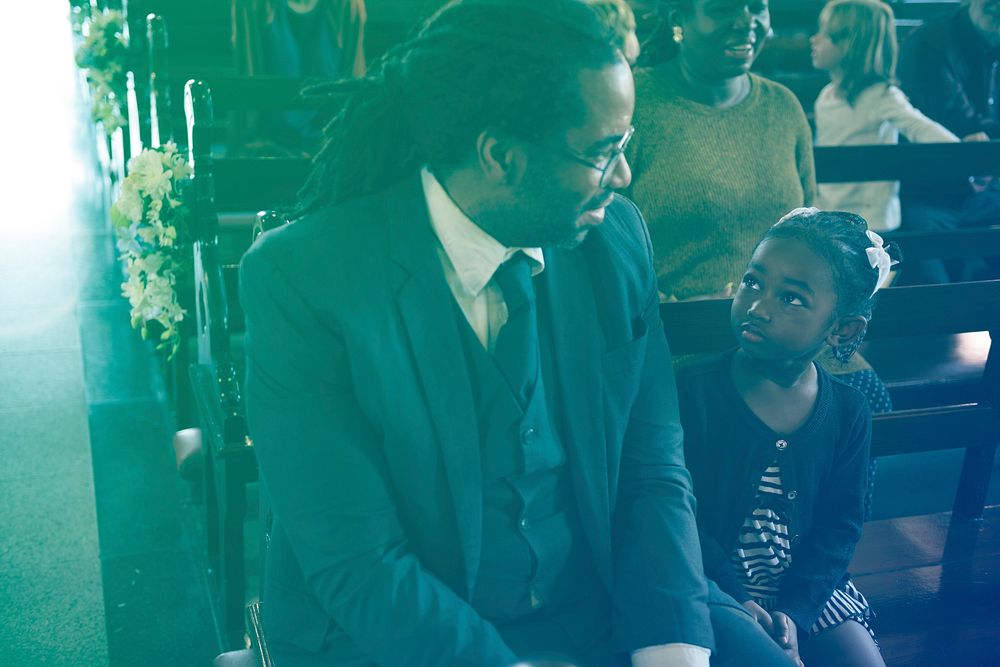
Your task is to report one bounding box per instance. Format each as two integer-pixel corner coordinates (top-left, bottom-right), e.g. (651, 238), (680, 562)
(535, 125), (635, 188)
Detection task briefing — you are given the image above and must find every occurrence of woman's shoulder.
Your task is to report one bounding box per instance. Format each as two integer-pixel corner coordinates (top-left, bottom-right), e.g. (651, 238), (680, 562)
(748, 74), (810, 128)
(751, 74), (807, 108)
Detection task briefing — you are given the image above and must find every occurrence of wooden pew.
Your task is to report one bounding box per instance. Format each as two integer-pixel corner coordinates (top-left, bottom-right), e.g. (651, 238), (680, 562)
(661, 281), (1000, 666)
(811, 142), (1000, 411)
(144, 13), (334, 154)
(182, 78), (307, 648)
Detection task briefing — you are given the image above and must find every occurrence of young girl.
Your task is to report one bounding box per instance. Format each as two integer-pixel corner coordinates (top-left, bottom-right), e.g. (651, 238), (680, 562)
(811, 0), (958, 232)
(678, 208), (899, 667)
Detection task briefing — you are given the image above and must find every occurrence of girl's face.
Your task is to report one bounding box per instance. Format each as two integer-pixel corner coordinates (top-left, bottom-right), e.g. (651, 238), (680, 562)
(676, 0), (771, 81)
(810, 19), (844, 72)
(730, 237), (841, 363)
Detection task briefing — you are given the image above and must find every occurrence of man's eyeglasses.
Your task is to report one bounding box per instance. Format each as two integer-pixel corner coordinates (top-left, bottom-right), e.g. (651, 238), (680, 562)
(542, 125), (635, 188)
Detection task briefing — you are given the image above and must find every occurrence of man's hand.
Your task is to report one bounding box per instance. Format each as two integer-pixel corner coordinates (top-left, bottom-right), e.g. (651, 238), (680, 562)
(770, 611), (804, 667)
(742, 600), (774, 635)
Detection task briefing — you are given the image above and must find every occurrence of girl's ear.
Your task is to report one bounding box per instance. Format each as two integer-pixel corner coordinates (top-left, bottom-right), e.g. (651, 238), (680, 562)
(475, 129), (525, 186)
(827, 315), (868, 350)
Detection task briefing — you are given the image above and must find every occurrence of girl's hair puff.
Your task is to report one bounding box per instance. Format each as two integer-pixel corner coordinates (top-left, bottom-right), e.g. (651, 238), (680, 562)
(759, 209), (902, 359)
(820, 0), (897, 105)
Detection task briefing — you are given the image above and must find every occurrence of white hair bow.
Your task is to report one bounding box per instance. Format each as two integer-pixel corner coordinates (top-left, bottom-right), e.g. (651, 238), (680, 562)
(866, 230), (897, 297)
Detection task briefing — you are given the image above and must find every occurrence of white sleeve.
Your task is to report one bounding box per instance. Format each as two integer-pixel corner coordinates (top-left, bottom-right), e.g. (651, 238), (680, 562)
(878, 86), (959, 143)
(631, 643), (712, 667)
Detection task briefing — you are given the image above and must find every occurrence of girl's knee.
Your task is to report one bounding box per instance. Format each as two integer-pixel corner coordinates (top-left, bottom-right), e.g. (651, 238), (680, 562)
(799, 620), (884, 667)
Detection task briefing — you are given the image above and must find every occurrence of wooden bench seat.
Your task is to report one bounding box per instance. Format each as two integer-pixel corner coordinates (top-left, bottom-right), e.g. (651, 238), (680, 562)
(849, 505), (1000, 666)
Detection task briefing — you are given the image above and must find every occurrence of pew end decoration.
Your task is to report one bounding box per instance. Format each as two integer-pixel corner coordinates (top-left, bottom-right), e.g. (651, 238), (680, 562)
(74, 8), (128, 135)
(110, 142), (192, 358)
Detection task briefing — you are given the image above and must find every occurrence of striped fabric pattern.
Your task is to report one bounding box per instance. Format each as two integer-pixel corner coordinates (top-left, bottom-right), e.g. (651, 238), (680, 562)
(731, 462), (875, 637)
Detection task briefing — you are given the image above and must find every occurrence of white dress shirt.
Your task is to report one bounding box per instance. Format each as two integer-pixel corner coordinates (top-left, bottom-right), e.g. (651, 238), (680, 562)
(814, 83), (958, 231)
(421, 167), (711, 667)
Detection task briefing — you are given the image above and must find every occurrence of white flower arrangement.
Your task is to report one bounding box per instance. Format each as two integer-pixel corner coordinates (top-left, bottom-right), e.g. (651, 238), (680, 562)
(75, 9), (128, 135)
(111, 143), (193, 358)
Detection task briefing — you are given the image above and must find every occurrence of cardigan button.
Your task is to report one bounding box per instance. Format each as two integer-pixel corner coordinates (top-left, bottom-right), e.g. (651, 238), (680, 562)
(787, 490), (798, 500)
(521, 428), (537, 445)
(775, 439), (788, 451)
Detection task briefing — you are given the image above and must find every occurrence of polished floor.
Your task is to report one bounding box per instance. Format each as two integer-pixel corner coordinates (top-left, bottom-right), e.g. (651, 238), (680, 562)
(0, 4), (998, 667)
(0, 4), (217, 665)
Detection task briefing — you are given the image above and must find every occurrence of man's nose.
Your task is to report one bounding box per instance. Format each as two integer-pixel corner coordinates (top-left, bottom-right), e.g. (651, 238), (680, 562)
(608, 153), (632, 190)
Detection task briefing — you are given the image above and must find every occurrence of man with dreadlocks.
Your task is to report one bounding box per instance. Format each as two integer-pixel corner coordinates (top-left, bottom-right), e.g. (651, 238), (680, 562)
(240, 0), (793, 665)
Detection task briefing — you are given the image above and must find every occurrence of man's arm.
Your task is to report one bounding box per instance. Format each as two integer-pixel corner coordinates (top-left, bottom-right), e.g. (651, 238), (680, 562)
(608, 200), (715, 657)
(899, 31), (997, 138)
(240, 241), (517, 666)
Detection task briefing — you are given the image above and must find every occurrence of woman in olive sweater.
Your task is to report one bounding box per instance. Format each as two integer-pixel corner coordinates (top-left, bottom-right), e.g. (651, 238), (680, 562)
(627, 0), (816, 303)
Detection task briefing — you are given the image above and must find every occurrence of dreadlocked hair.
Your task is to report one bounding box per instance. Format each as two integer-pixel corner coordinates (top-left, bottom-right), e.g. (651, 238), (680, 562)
(760, 209), (903, 361)
(295, 0), (622, 216)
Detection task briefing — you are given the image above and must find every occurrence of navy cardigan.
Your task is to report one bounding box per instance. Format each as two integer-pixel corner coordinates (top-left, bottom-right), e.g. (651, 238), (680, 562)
(676, 350), (871, 632)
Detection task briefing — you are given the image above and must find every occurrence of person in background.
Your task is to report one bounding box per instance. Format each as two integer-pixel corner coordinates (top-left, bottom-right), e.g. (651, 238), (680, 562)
(587, 0), (641, 64)
(241, 0), (791, 665)
(812, 0), (958, 234)
(629, 0), (892, 429)
(627, 0), (815, 303)
(679, 208), (896, 667)
(897, 0), (1000, 283)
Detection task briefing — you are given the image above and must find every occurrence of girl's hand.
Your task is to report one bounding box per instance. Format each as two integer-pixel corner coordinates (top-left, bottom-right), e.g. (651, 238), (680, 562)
(742, 600), (774, 636)
(770, 611), (804, 667)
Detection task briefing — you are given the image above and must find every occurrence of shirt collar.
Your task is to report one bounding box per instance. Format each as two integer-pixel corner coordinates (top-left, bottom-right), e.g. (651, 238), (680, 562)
(421, 167), (545, 298)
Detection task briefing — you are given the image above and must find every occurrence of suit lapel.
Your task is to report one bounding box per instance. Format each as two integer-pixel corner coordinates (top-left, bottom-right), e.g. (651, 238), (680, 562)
(388, 177), (483, 596)
(538, 245), (613, 585)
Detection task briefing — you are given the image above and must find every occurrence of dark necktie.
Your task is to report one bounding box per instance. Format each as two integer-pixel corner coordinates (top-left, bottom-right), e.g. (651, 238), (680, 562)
(492, 252), (539, 406)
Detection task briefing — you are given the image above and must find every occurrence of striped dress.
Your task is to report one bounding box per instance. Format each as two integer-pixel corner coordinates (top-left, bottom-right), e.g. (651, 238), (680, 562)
(732, 461), (875, 637)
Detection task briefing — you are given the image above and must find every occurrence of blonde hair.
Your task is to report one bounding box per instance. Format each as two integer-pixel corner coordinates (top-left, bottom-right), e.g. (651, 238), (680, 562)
(820, 0), (897, 105)
(585, 0), (640, 64)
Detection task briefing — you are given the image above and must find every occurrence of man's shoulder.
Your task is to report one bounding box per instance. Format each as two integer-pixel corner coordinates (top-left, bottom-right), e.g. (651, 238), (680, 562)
(902, 7), (966, 54)
(243, 176), (415, 273)
(590, 194), (653, 274)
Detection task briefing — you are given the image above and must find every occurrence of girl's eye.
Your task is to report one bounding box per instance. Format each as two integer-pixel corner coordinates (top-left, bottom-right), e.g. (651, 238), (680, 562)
(780, 293), (805, 307)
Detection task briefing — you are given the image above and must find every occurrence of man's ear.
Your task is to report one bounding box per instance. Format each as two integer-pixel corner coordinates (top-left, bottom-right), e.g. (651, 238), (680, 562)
(475, 129), (526, 185)
(827, 315), (868, 350)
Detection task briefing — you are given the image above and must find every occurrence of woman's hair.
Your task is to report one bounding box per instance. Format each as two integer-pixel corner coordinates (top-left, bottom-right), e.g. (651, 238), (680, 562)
(295, 0), (622, 215)
(820, 0), (898, 105)
(758, 209), (902, 360)
(637, 0), (690, 67)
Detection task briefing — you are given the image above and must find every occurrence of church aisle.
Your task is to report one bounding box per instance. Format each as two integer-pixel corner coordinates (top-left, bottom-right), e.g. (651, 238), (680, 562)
(0, 5), (217, 665)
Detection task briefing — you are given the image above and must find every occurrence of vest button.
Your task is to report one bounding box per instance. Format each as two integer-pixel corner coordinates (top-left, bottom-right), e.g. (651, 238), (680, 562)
(787, 490), (798, 500)
(791, 534), (801, 546)
(530, 588), (543, 609)
(775, 439), (788, 451)
(519, 517), (529, 530)
(521, 428), (537, 444)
